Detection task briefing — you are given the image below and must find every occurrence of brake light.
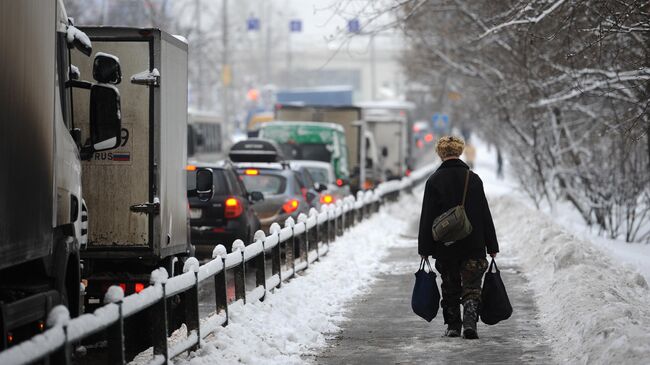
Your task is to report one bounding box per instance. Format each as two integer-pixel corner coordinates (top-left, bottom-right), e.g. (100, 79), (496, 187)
(282, 199), (299, 214)
(320, 194), (334, 204)
(135, 282), (145, 293)
(336, 179), (343, 186)
(424, 133), (434, 142)
(119, 283), (126, 292)
(363, 180), (374, 190)
(225, 197), (243, 218)
(405, 169), (411, 177)
(186, 165), (197, 171)
(38, 321), (44, 332)
(245, 169), (259, 175)
(7, 332), (13, 344)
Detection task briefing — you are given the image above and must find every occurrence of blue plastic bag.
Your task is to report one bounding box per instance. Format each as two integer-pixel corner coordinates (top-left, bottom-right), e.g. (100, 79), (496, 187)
(411, 258), (440, 322)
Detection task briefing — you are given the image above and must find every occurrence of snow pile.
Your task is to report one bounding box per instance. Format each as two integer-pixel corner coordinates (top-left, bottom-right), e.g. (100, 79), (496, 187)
(175, 206), (408, 365)
(491, 195), (650, 364)
(104, 285), (124, 304)
(46, 305), (70, 328)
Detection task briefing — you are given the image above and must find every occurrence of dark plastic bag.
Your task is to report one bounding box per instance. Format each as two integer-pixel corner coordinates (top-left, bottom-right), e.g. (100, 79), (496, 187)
(480, 258), (513, 325)
(411, 258), (440, 322)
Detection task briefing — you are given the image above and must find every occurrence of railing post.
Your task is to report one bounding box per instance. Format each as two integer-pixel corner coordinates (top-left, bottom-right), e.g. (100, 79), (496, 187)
(254, 231), (267, 301)
(269, 224), (282, 288)
(107, 301), (125, 365)
(152, 283), (169, 363)
(285, 217), (296, 279)
(298, 213), (309, 268)
(215, 256), (228, 326)
(182, 258), (201, 352)
(232, 240), (246, 304)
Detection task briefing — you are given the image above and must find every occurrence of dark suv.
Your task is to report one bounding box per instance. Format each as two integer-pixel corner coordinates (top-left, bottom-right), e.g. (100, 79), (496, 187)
(187, 160), (262, 257)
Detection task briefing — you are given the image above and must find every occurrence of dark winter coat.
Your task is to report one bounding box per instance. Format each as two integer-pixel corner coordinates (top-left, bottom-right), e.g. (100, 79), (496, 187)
(417, 159), (499, 259)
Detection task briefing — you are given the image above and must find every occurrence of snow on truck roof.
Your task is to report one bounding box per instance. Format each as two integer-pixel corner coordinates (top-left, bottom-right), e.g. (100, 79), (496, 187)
(261, 121), (345, 132)
(356, 100), (416, 110)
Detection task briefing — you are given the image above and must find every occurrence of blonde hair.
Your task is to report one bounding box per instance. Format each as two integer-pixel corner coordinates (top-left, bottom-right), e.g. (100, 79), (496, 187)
(436, 135), (465, 159)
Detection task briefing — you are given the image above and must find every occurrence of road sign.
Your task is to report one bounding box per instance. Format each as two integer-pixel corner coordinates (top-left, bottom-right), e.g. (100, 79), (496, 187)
(247, 17), (260, 31)
(348, 19), (360, 33)
(289, 19), (302, 32)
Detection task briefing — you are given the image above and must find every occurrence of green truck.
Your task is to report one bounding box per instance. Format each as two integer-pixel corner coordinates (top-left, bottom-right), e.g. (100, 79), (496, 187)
(258, 121), (351, 185)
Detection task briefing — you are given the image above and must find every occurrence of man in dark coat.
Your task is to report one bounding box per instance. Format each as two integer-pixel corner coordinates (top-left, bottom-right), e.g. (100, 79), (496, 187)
(418, 136), (499, 339)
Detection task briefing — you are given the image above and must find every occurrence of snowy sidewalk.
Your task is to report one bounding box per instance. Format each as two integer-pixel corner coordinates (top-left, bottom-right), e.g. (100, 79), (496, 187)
(310, 241), (554, 364)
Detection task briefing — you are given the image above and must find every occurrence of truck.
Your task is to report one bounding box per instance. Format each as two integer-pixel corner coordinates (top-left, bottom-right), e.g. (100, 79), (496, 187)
(0, 0), (123, 348)
(274, 104), (382, 192)
(361, 109), (408, 180)
(258, 121), (351, 184)
(188, 111), (227, 162)
(69, 27), (202, 309)
(356, 100), (417, 174)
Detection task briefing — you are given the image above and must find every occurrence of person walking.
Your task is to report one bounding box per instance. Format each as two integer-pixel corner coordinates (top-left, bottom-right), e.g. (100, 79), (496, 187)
(418, 136), (499, 339)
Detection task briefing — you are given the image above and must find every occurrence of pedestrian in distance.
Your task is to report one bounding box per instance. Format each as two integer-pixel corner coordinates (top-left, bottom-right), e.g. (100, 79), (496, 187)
(418, 135), (499, 339)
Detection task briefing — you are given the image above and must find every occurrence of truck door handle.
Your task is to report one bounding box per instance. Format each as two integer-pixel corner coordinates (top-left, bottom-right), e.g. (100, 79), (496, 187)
(130, 202), (160, 214)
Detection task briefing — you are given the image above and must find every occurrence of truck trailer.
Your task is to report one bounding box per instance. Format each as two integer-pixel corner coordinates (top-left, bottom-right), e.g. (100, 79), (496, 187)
(70, 27), (195, 308)
(0, 0), (123, 348)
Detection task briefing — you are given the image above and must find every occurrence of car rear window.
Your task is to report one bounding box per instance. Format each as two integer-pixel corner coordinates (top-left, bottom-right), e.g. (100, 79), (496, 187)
(187, 169), (228, 195)
(240, 173), (286, 195)
(305, 167), (330, 184)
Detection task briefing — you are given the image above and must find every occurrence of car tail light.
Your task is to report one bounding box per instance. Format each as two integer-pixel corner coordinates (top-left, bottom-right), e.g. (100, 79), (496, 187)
(245, 169), (259, 175)
(211, 227), (226, 233)
(336, 179), (343, 186)
(363, 180), (374, 190)
(7, 332), (13, 344)
(405, 169), (411, 177)
(320, 194), (334, 204)
(119, 283), (126, 292)
(225, 197), (243, 218)
(417, 140), (424, 149)
(282, 199), (299, 214)
(38, 321), (44, 332)
(424, 133), (434, 142)
(301, 187), (308, 201)
(135, 282), (145, 293)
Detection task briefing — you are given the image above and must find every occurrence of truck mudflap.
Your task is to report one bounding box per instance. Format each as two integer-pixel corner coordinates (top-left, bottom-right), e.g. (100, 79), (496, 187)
(0, 290), (61, 350)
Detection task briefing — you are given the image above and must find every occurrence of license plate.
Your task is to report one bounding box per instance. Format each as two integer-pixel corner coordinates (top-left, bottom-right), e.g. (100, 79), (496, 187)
(190, 208), (202, 219)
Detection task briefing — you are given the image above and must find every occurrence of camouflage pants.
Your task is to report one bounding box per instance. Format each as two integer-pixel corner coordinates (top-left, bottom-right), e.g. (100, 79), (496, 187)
(435, 258), (488, 327)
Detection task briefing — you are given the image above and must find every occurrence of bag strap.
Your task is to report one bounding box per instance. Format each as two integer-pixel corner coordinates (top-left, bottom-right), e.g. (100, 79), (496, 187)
(461, 169), (471, 206)
(419, 257), (434, 272)
(489, 258), (498, 273)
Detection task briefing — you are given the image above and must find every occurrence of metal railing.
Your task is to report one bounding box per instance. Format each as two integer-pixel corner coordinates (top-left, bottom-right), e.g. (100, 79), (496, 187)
(0, 164), (434, 365)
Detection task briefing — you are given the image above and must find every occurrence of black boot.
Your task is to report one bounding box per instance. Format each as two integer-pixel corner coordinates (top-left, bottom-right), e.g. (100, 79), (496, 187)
(462, 300), (479, 339)
(442, 305), (461, 337)
(445, 325), (461, 337)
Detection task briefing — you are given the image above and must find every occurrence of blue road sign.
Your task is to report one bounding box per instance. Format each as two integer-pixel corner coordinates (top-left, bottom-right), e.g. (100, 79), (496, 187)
(289, 19), (302, 32)
(247, 17), (260, 31)
(348, 19), (360, 33)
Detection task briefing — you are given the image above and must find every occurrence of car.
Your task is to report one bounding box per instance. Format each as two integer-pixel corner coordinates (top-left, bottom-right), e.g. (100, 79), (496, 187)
(291, 164), (328, 210)
(229, 139), (312, 233)
(289, 160), (350, 203)
(187, 160), (263, 257)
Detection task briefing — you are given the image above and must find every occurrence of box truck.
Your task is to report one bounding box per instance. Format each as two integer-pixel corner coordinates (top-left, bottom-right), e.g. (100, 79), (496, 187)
(70, 27), (211, 309)
(0, 0), (123, 348)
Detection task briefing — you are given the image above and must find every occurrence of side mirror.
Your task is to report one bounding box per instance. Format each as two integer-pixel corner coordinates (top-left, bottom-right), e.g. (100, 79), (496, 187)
(89, 84), (121, 151)
(93, 53), (122, 84)
(381, 146), (389, 157)
(365, 158), (374, 168)
(249, 191), (264, 203)
(196, 168), (214, 202)
(314, 182), (328, 192)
